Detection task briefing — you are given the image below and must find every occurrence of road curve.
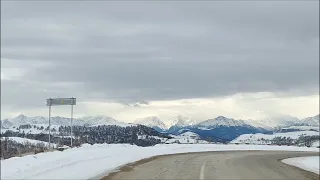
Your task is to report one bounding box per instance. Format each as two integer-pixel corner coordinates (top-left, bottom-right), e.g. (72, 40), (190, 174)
(101, 151), (319, 180)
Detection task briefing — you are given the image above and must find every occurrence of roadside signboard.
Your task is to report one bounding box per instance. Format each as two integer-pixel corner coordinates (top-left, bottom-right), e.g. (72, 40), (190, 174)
(47, 98), (76, 106)
(46, 97), (76, 148)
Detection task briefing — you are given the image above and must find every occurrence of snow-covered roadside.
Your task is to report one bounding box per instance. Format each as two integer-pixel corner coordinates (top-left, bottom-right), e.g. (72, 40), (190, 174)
(1, 144), (319, 180)
(282, 156), (319, 174)
(6, 137), (57, 148)
(231, 131), (320, 144)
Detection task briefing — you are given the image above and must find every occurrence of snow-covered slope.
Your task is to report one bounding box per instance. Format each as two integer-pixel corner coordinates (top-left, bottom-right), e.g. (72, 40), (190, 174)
(242, 120), (273, 130)
(166, 115), (196, 128)
(244, 114), (319, 131)
(1, 119), (13, 129)
(231, 131), (320, 144)
(1, 124), (61, 135)
(255, 114), (299, 128)
(10, 114), (30, 126)
(298, 114), (319, 127)
(134, 116), (167, 130)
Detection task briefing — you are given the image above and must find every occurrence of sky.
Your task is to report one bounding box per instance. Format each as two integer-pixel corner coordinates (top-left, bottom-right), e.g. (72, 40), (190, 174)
(1, 1), (319, 122)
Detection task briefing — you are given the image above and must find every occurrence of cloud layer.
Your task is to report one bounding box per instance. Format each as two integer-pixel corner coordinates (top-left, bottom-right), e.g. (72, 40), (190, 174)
(1, 1), (319, 120)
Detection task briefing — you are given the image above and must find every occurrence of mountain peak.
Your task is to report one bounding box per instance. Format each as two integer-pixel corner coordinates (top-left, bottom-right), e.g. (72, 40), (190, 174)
(134, 116), (167, 130)
(167, 115), (195, 128)
(298, 114), (319, 127)
(16, 114), (27, 118)
(197, 116), (246, 127)
(94, 115), (110, 118)
(9, 114), (29, 125)
(256, 114), (299, 128)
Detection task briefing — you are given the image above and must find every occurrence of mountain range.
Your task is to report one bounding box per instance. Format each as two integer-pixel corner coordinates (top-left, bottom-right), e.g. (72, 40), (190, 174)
(1, 114), (319, 142)
(134, 114), (319, 129)
(296, 114), (319, 127)
(117, 114), (319, 141)
(0, 114), (131, 128)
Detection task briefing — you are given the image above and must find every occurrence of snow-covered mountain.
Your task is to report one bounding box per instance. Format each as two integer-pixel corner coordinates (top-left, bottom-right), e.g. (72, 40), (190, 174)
(196, 116), (252, 128)
(244, 114), (319, 130)
(1, 119), (13, 129)
(10, 114), (30, 126)
(49, 116), (81, 126)
(80, 115), (129, 127)
(242, 120), (274, 131)
(298, 114), (319, 127)
(6, 114), (83, 127)
(1, 114), (130, 128)
(134, 116), (167, 131)
(254, 114), (299, 128)
(165, 116), (269, 142)
(166, 115), (196, 128)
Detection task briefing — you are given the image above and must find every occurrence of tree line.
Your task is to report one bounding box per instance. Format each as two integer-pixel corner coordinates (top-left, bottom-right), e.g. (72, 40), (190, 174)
(1, 124), (172, 148)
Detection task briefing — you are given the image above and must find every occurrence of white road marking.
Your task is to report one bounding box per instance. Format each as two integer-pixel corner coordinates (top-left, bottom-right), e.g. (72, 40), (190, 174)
(200, 159), (209, 180)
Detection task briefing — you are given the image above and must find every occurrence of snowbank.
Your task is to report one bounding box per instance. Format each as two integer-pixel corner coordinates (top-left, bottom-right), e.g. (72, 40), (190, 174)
(1, 144), (318, 180)
(282, 156), (319, 174)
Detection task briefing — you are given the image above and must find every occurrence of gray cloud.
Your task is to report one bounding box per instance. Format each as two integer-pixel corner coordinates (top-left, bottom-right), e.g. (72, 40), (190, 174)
(1, 1), (319, 110)
(130, 101), (150, 107)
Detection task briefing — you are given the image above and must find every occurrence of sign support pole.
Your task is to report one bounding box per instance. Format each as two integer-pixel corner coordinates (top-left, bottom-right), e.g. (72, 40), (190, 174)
(71, 103), (73, 147)
(48, 103), (52, 148)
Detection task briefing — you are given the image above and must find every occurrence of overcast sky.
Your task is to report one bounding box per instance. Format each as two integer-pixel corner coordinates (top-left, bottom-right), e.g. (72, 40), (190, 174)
(1, 1), (319, 122)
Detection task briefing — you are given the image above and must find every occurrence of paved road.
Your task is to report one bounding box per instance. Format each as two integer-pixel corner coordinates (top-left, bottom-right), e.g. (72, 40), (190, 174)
(102, 151), (319, 180)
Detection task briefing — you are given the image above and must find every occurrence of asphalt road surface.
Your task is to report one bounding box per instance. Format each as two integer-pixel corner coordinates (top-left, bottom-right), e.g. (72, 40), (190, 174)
(102, 151), (319, 180)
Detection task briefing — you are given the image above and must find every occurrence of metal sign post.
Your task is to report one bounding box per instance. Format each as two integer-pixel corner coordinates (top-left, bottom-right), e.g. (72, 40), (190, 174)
(71, 104), (74, 147)
(48, 101), (52, 148)
(46, 97), (76, 148)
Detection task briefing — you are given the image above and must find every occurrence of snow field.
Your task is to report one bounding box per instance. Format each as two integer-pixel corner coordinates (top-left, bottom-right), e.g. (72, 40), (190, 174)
(231, 131), (320, 144)
(1, 144), (319, 180)
(1, 124), (61, 135)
